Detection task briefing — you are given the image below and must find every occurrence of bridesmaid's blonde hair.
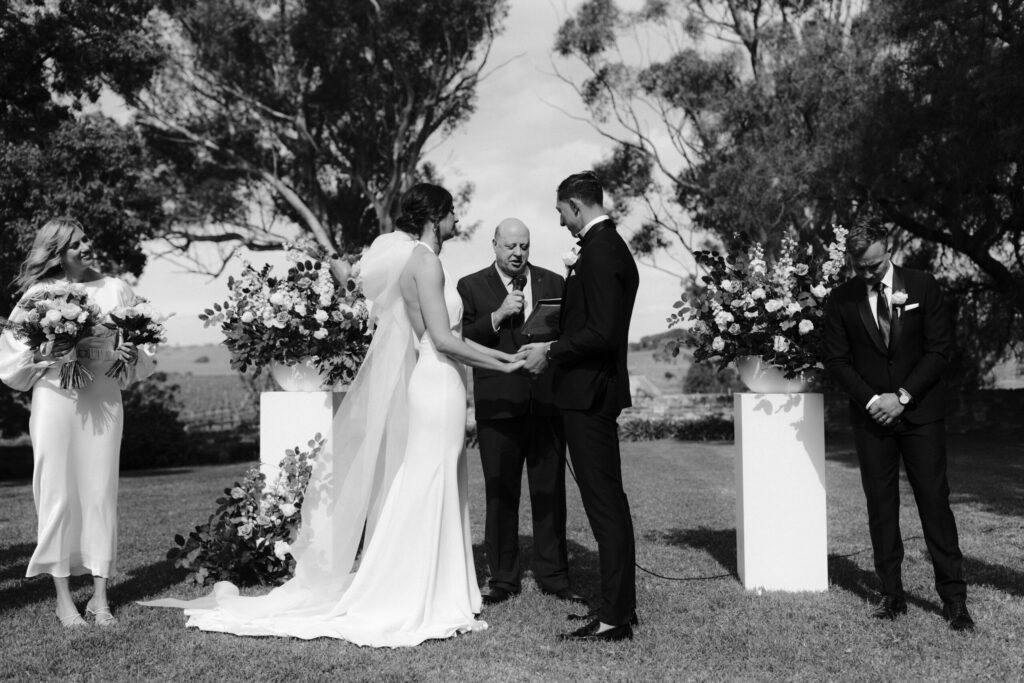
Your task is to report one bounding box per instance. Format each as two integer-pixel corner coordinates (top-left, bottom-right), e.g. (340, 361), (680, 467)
(14, 217), (83, 294)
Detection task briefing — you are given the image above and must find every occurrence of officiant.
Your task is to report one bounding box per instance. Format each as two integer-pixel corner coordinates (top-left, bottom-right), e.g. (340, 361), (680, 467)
(457, 218), (584, 606)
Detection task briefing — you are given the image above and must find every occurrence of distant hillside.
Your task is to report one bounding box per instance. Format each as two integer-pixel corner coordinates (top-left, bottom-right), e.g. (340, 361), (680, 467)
(155, 344), (233, 375)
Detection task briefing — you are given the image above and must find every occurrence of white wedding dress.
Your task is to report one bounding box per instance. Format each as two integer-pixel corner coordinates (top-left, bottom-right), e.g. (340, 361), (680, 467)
(143, 234), (485, 647)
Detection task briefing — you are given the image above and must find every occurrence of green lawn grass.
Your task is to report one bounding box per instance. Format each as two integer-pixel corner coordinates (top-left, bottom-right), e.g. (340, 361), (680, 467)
(1, 433), (1021, 682)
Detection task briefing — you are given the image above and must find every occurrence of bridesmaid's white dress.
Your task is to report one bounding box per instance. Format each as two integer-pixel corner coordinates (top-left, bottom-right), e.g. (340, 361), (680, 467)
(145, 235), (485, 647)
(0, 276), (155, 578)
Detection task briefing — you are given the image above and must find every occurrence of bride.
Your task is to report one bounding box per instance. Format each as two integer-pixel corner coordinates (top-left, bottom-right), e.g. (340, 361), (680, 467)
(144, 183), (525, 646)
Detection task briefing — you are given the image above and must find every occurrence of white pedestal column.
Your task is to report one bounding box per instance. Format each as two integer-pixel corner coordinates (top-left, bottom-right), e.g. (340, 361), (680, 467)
(734, 392), (828, 592)
(260, 391), (345, 483)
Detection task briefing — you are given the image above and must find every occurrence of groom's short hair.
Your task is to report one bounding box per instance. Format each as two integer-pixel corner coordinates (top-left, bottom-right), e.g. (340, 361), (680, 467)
(846, 215), (889, 257)
(557, 171), (603, 207)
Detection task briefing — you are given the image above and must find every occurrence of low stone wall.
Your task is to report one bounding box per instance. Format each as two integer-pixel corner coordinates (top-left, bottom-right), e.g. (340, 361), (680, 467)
(625, 389), (1024, 435)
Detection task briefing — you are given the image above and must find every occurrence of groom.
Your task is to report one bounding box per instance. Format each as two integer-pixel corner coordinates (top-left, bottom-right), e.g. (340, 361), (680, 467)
(822, 215), (973, 632)
(523, 171), (639, 642)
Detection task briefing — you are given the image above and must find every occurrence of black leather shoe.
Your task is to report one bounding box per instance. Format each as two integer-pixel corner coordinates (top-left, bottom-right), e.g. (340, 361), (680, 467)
(481, 587), (518, 606)
(558, 618), (633, 642)
(871, 595), (908, 620)
(943, 599), (975, 633)
(567, 610), (639, 627)
(543, 588), (589, 606)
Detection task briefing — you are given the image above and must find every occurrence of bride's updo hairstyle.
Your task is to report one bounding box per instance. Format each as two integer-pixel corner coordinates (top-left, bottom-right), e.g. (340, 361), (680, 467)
(14, 216), (83, 294)
(394, 183), (454, 237)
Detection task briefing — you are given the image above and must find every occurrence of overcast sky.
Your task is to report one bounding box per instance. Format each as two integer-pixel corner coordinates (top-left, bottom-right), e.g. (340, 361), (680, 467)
(134, 0), (681, 346)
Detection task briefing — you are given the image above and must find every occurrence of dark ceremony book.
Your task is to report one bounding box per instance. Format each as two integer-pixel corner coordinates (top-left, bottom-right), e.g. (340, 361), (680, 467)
(520, 298), (561, 341)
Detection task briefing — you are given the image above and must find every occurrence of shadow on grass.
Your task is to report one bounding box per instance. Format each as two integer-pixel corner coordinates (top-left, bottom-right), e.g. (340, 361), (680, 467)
(0, 544), (182, 615)
(965, 554), (1024, 598)
(655, 527), (738, 579)
(120, 468), (196, 478)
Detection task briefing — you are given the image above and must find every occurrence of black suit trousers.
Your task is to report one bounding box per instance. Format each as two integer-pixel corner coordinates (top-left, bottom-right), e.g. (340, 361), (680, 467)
(852, 417), (966, 602)
(477, 413), (568, 593)
(562, 400), (636, 625)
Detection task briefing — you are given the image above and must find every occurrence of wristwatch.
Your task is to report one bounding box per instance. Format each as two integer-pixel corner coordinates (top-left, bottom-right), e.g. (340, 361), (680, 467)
(897, 388), (912, 406)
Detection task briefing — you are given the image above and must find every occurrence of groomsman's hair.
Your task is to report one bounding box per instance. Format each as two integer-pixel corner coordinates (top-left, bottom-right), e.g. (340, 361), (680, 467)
(557, 171), (603, 207)
(846, 215), (889, 257)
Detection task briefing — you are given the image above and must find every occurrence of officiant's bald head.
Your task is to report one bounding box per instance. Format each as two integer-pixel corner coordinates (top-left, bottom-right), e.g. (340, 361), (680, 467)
(493, 218), (530, 277)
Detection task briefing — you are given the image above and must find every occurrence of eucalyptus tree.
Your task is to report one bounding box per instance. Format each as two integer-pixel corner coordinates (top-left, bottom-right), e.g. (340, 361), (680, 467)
(136, 0), (508, 278)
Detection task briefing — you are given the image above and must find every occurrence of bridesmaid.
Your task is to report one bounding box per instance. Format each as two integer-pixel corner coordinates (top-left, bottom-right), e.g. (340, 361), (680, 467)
(0, 217), (155, 627)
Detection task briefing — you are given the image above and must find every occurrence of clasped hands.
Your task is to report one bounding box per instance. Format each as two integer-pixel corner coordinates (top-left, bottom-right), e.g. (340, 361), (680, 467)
(868, 393), (904, 427)
(517, 342), (550, 376)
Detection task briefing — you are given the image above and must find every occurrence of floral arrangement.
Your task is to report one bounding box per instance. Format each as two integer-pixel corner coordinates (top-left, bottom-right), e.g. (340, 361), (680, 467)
(668, 226), (848, 379)
(103, 297), (170, 382)
(168, 433), (323, 586)
(2, 282), (102, 389)
(200, 250), (370, 387)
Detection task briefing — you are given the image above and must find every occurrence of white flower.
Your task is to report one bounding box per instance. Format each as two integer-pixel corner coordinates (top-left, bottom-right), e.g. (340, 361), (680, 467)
(711, 336), (726, 352)
(731, 299), (745, 309)
(750, 259), (767, 275)
(60, 304), (82, 320)
(773, 336), (791, 353)
(76, 312), (88, 324)
(751, 287), (766, 300)
(562, 245), (581, 268)
(237, 523), (253, 539)
(891, 289), (909, 306)
(798, 319), (814, 335)
(312, 328), (328, 340)
(728, 323), (740, 335)
(780, 320), (796, 331)
(230, 486), (246, 499)
(293, 303), (307, 317)
(786, 302), (802, 316)
(720, 279), (737, 293)
(45, 309), (63, 324)
(811, 284), (828, 298)
(279, 502), (297, 517)
(714, 311), (734, 329)
(240, 311), (255, 324)
(273, 540), (291, 560)
(314, 309), (329, 323)
(765, 299), (784, 313)
(269, 291), (288, 306)
(794, 263), (809, 276)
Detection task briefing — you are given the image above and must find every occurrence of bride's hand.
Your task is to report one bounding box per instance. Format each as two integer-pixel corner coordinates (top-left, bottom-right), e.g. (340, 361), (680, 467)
(501, 359), (527, 374)
(506, 349), (528, 363)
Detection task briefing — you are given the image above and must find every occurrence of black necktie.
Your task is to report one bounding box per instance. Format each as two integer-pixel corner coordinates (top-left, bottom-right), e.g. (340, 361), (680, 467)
(875, 282), (890, 347)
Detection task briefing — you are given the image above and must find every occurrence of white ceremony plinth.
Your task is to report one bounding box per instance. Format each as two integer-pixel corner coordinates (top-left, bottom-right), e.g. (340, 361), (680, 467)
(734, 392), (828, 592)
(260, 391), (345, 482)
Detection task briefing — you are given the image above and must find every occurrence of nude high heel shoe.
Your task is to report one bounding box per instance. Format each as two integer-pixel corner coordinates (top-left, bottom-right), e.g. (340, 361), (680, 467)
(85, 600), (117, 627)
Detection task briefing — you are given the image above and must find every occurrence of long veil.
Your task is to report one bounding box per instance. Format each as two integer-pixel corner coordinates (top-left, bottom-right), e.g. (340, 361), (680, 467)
(142, 231), (419, 631)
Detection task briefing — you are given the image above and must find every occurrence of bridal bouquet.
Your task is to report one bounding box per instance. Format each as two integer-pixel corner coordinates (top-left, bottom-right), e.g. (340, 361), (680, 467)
(3, 283), (102, 389)
(103, 297), (170, 383)
(668, 226), (848, 379)
(200, 250), (370, 386)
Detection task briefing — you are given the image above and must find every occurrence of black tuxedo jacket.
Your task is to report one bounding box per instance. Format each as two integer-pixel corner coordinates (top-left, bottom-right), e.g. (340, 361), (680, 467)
(457, 263), (564, 420)
(548, 219), (639, 412)
(822, 265), (952, 425)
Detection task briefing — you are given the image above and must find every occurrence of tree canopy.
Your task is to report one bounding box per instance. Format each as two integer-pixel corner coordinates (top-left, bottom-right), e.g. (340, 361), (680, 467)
(555, 0), (1024, 385)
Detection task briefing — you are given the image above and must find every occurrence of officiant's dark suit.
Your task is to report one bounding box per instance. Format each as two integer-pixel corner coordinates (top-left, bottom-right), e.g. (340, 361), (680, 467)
(457, 220), (571, 600)
(822, 217), (971, 630)
(544, 172), (639, 634)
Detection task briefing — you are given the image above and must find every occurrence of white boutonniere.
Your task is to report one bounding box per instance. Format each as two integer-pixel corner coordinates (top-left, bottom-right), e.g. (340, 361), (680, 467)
(562, 245), (581, 273)
(890, 289), (908, 306)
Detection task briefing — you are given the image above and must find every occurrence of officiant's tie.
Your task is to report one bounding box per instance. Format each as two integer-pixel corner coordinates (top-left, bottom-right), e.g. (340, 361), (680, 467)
(875, 282), (891, 347)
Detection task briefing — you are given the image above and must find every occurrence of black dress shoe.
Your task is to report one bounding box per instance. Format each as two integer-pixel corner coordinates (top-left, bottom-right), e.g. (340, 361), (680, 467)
(542, 588), (589, 606)
(943, 599), (975, 633)
(481, 587), (518, 606)
(567, 610), (639, 627)
(871, 595), (908, 620)
(558, 618), (633, 642)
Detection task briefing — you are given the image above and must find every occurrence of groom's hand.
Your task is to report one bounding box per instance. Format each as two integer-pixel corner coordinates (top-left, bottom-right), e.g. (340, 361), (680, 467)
(868, 393), (904, 426)
(520, 342), (549, 375)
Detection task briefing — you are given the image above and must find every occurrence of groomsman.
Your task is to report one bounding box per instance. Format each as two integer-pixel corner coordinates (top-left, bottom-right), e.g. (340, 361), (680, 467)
(822, 215), (974, 632)
(457, 218), (583, 607)
(523, 172), (640, 642)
